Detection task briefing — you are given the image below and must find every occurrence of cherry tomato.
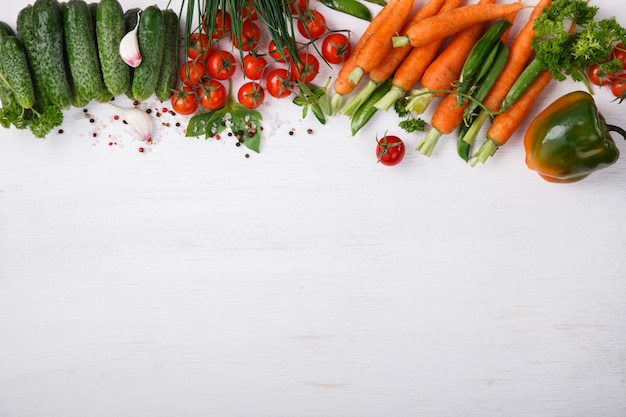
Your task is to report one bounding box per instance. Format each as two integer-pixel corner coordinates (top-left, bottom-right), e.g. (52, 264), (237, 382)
(232, 19), (260, 51)
(179, 60), (206, 86)
(238, 81), (265, 109)
(204, 9), (232, 39)
(187, 32), (211, 61)
(265, 68), (294, 98)
(288, 0), (308, 15)
(206, 50), (237, 80)
(290, 52), (320, 83)
(240, 1), (258, 20)
(376, 134), (405, 166)
(611, 80), (626, 99)
(171, 85), (198, 115)
(268, 40), (291, 63)
(611, 43), (626, 67)
(297, 10), (326, 39)
(243, 54), (267, 80)
(321, 33), (351, 65)
(198, 79), (227, 111)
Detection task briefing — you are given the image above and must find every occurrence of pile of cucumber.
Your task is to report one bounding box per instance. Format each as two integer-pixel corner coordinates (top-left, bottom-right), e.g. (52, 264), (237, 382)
(0, 0), (180, 138)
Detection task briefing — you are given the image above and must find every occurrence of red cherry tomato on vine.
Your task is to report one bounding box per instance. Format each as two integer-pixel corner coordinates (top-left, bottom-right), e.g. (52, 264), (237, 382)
(321, 33), (351, 64)
(187, 32), (211, 61)
(232, 19), (261, 51)
(290, 52), (320, 83)
(243, 54), (267, 80)
(611, 80), (626, 99)
(238, 81), (265, 109)
(297, 10), (326, 39)
(610, 43), (626, 67)
(240, 1), (258, 20)
(198, 79), (227, 111)
(179, 60), (206, 86)
(206, 50), (237, 80)
(204, 9), (231, 39)
(268, 40), (291, 63)
(376, 135), (405, 166)
(289, 0), (308, 15)
(171, 85), (198, 115)
(265, 68), (294, 98)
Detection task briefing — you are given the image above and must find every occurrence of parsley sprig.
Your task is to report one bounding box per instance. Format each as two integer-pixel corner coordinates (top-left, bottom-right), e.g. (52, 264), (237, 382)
(532, 0), (626, 84)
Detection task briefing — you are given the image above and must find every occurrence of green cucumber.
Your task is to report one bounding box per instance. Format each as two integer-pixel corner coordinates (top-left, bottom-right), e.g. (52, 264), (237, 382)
(0, 21), (23, 127)
(131, 5), (165, 101)
(155, 8), (180, 102)
(0, 36), (35, 109)
(87, 2), (113, 103)
(31, 0), (73, 110)
(96, 0), (131, 96)
(64, 0), (106, 101)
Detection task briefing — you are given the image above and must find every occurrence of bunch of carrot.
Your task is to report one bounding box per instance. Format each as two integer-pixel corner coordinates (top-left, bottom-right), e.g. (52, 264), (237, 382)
(331, 0), (555, 164)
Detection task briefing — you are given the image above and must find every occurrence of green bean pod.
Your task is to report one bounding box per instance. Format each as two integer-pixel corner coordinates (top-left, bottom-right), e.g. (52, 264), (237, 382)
(350, 78), (392, 135)
(457, 19), (512, 95)
(499, 57), (544, 112)
(362, 0), (386, 6)
(457, 41), (509, 161)
(318, 0), (371, 21)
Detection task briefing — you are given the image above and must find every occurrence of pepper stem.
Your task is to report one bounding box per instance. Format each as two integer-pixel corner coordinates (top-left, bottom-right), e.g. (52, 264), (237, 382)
(606, 124), (626, 141)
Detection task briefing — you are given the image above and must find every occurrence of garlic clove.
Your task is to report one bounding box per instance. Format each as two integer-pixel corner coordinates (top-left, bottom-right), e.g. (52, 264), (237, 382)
(107, 102), (153, 142)
(119, 12), (142, 68)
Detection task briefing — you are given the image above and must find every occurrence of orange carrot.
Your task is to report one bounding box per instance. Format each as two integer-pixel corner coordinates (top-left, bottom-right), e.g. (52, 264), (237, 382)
(416, 91), (470, 156)
(332, 0), (413, 103)
(486, 70), (552, 146)
(390, 0), (464, 92)
(481, 0), (551, 113)
(368, 0), (448, 85)
(394, 1), (530, 49)
(372, 0), (464, 110)
(347, 0), (415, 84)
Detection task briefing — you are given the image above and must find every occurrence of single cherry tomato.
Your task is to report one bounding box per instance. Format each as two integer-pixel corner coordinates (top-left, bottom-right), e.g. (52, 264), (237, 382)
(610, 43), (626, 67)
(187, 32), (211, 61)
(268, 40), (291, 63)
(611, 80), (626, 99)
(179, 60), (206, 86)
(204, 9), (232, 39)
(240, 1), (258, 20)
(198, 79), (227, 111)
(232, 19), (261, 51)
(243, 54), (267, 80)
(238, 81), (265, 109)
(321, 33), (351, 65)
(206, 50), (237, 80)
(288, 0), (308, 15)
(265, 68), (294, 98)
(376, 134), (405, 166)
(297, 10), (326, 39)
(171, 85), (198, 115)
(290, 52), (320, 83)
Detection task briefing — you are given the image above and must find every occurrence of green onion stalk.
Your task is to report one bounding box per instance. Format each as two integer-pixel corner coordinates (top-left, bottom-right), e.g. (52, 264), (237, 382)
(176, 0), (306, 66)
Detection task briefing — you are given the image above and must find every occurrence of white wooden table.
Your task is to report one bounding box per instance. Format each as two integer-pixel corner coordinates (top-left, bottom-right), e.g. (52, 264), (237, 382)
(1, 0), (625, 416)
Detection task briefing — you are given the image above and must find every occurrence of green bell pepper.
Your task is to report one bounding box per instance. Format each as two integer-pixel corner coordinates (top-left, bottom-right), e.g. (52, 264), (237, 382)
(524, 90), (625, 183)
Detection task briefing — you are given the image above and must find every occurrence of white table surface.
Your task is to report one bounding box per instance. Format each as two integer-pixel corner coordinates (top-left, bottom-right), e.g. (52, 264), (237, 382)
(1, 0), (625, 416)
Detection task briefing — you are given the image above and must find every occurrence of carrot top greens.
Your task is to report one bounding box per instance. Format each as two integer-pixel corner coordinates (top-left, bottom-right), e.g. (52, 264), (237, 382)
(532, 0), (626, 83)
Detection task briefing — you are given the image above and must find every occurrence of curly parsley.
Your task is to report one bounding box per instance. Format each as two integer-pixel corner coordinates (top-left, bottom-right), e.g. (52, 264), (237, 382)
(532, 0), (626, 83)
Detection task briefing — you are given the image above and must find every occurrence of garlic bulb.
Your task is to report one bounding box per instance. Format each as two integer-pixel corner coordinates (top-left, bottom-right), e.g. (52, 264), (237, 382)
(107, 102), (153, 141)
(119, 12), (142, 68)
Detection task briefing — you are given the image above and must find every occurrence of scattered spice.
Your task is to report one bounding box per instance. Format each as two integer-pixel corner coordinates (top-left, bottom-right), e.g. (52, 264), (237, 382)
(307, 128), (313, 134)
(138, 147), (145, 153)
